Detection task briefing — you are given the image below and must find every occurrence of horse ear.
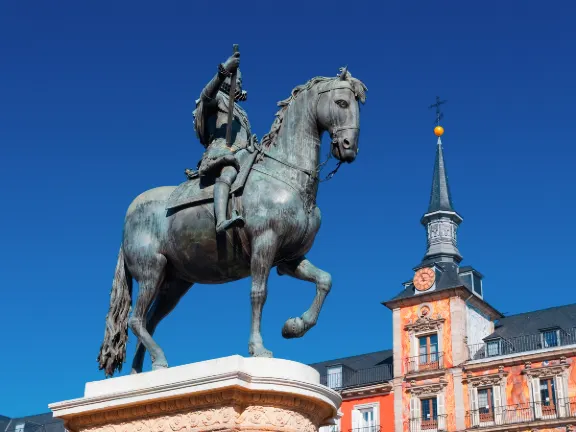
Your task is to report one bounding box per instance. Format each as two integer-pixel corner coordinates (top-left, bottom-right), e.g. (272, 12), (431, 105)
(339, 66), (348, 80)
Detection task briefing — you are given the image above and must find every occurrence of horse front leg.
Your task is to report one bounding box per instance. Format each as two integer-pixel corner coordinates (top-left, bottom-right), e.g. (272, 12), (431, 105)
(248, 230), (278, 358)
(277, 256), (331, 339)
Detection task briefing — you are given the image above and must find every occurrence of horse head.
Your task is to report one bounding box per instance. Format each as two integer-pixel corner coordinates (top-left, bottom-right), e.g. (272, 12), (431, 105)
(315, 67), (367, 163)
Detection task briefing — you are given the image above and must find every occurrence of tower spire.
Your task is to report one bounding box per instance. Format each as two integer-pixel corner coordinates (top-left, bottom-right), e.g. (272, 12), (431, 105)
(420, 98), (463, 264)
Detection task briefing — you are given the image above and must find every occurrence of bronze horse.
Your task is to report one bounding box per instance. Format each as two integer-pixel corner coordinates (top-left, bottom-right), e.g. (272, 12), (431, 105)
(98, 69), (367, 376)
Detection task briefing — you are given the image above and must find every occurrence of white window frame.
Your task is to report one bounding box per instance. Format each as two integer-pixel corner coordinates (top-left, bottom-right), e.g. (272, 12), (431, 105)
(327, 365), (343, 389)
(541, 329), (561, 348)
(352, 402), (380, 432)
(409, 393), (446, 432)
(411, 330), (443, 372)
(471, 385), (503, 427)
(528, 372), (569, 419)
(485, 339), (502, 357)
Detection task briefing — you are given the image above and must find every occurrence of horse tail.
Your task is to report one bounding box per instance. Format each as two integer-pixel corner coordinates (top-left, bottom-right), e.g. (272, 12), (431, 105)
(97, 245), (133, 377)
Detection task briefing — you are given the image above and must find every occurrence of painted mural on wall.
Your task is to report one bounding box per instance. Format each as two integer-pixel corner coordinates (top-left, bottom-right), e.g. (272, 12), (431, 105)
(400, 299), (453, 372)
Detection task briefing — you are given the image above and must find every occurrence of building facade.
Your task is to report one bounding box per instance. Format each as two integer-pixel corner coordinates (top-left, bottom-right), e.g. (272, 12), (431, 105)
(311, 129), (576, 432)
(6, 130), (575, 432)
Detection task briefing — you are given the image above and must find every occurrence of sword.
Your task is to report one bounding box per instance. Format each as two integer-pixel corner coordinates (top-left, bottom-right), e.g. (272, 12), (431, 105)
(225, 44), (239, 148)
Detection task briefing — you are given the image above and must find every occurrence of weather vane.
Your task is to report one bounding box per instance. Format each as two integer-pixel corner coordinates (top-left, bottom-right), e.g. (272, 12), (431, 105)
(429, 96), (447, 137)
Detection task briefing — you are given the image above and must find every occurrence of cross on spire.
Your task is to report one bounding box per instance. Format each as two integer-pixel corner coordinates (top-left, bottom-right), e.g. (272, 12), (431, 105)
(429, 96), (447, 126)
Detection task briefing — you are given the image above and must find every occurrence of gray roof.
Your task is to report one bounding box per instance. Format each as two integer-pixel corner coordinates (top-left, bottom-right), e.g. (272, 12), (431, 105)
(0, 413), (64, 432)
(486, 303), (576, 340)
(309, 349), (393, 388)
(309, 349), (393, 371)
(427, 137), (455, 213)
(388, 261), (468, 301)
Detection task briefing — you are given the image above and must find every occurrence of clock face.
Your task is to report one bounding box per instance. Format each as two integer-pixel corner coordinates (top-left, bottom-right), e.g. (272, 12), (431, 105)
(414, 267), (436, 291)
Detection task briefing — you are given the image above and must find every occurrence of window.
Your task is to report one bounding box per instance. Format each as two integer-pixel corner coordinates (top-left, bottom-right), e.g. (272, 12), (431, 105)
(327, 366), (342, 389)
(478, 388), (494, 422)
(540, 378), (557, 415)
(486, 339), (501, 357)
(15, 424), (25, 432)
(472, 274), (482, 296)
(541, 329), (560, 348)
(460, 273), (473, 289)
(352, 404), (379, 432)
(421, 397), (438, 429)
(418, 334), (439, 368)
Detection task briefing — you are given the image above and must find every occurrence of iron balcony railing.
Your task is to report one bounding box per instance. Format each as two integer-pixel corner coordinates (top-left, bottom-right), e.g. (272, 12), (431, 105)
(405, 352), (445, 373)
(468, 327), (576, 360)
(320, 364), (393, 389)
(407, 414), (449, 432)
(464, 397), (576, 428)
(349, 426), (381, 432)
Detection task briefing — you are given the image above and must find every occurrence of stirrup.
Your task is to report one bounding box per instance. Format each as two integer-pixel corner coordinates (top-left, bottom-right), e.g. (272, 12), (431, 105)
(216, 213), (245, 233)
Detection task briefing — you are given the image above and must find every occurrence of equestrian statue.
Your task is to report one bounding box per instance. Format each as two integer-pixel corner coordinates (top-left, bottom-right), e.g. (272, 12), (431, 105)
(97, 45), (367, 377)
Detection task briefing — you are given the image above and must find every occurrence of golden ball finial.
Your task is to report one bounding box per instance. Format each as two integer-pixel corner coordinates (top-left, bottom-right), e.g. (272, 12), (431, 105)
(434, 126), (444, 137)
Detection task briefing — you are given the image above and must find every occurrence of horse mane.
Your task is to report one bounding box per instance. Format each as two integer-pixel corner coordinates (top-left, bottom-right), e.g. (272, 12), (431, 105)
(260, 68), (368, 149)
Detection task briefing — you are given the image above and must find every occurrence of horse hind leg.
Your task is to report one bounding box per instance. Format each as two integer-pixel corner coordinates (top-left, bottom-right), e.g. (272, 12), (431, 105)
(131, 279), (193, 374)
(277, 256), (331, 339)
(128, 253), (169, 371)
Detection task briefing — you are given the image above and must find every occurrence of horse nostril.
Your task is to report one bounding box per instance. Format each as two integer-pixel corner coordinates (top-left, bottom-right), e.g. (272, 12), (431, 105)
(342, 138), (351, 149)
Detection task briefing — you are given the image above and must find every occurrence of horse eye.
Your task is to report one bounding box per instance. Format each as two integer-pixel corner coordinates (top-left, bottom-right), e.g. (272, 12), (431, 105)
(335, 99), (349, 109)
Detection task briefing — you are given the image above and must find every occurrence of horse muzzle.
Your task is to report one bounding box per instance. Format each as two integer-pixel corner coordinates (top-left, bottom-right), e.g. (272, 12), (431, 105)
(331, 127), (359, 163)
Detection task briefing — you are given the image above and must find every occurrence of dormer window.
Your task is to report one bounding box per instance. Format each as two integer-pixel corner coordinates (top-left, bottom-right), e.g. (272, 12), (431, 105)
(486, 338), (502, 357)
(327, 365), (342, 389)
(541, 328), (561, 348)
(459, 268), (483, 298)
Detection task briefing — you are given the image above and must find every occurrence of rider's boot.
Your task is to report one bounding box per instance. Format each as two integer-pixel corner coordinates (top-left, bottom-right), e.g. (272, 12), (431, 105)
(214, 179), (244, 233)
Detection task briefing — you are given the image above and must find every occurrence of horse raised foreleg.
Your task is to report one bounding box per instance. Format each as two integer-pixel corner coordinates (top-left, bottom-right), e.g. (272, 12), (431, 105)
(277, 256), (331, 339)
(128, 254), (169, 370)
(131, 279), (193, 374)
(248, 230), (278, 358)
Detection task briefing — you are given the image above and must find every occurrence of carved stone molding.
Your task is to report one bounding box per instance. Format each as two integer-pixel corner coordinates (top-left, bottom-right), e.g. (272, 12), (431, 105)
(67, 389), (327, 432)
(407, 379), (448, 397)
(463, 367), (508, 387)
(523, 362), (570, 378)
(404, 315), (445, 333)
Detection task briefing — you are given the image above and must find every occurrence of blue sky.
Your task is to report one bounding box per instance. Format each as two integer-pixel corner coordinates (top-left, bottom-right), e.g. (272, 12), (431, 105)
(1, 0), (575, 417)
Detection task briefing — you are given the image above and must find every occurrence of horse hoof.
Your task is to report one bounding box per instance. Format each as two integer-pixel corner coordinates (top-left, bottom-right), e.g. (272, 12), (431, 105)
(253, 348), (273, 358)
(152, 362), (168, 371)
(249, 343), (273, 358)
(282, 317), (307, 339)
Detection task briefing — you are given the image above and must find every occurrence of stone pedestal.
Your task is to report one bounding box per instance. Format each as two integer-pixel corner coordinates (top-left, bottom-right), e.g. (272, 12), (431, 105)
(49, 356), (341, 432)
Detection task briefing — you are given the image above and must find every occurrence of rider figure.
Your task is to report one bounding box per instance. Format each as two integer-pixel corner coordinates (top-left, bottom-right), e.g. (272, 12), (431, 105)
(189, 50), (253, 233)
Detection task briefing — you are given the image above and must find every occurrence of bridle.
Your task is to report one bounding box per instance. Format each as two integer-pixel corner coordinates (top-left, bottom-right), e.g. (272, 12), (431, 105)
(262, 82), (359, 182)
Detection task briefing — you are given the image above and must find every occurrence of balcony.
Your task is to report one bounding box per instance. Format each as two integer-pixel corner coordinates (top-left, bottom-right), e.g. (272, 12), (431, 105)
(464, 398), (576, 429)
(468, 327), (576, 361)
(320, 364), (392, 389)
(407, 414), (448, 432)
(405, 352), (445, 374)
(349, 426), (381, 432)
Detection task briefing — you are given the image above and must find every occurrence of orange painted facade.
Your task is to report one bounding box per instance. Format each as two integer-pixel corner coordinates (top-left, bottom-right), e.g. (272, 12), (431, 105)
(339, 394), (395, 432)
(318, 132), (576, 432)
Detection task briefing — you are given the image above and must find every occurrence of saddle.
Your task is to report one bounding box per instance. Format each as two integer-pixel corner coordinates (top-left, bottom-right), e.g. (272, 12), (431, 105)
(165, 148), (259, 211)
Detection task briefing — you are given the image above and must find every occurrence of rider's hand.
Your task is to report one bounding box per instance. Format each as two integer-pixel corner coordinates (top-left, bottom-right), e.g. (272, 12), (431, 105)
(222, 52), (240, 74)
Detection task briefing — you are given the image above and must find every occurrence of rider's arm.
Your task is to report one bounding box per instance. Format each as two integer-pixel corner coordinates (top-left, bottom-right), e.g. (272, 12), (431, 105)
(200, 64), (231, 108)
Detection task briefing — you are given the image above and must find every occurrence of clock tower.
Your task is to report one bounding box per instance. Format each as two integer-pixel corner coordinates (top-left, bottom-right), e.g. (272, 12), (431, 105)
(383, 110), (502, 432)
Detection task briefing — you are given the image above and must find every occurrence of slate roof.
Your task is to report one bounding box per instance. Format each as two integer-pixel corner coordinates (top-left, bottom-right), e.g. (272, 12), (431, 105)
(387, 261), (468, 301)
(308, 349), (393, 388)
(309, 349), (393, 371)
(0, 413), (64, 432)
(427, 137), (455, 213)
(485, 303), (576, 340)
